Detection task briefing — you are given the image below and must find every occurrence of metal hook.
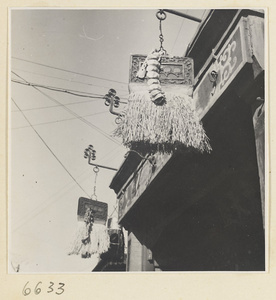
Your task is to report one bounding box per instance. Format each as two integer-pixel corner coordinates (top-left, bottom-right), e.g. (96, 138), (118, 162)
(93, 166), (99, 173)
(156, 10), (167, 21)
(156, 10), (167, 53)
(208, 70), (218, 96)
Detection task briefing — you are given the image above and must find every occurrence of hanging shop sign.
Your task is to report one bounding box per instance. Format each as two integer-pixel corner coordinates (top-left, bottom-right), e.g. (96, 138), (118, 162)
(68, 198), (109, 258)
(113, 10), (211, 155)
(77, 197), (108, 225)
(114, 52), (211, 154)
(118, 153), (170, 221)
(193, 17), (253, 119)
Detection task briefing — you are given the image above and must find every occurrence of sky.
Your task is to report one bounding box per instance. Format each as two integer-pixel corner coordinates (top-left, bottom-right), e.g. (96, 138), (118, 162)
(9, 8), (205, 273)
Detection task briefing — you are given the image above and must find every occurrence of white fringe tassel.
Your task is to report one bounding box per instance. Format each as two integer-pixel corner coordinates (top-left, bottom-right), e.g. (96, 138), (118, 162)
(68, 223), (110, 257)
(114, 91), (212, 154)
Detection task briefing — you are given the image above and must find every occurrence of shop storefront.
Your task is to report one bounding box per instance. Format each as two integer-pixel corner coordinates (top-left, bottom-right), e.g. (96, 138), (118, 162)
(110, 9), (265, 271)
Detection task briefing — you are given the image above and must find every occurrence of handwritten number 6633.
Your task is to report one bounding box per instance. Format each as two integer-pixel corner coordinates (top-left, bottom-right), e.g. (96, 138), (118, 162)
(22, 281), (65, 296)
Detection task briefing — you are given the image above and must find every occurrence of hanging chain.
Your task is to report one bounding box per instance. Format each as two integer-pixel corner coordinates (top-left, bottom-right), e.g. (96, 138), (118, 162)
(91, 166), (99, 201)
(156, 10), (167, 53)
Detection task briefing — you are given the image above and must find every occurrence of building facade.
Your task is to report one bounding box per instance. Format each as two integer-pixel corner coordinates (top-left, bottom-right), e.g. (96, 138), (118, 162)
(110, 9), (265, 271)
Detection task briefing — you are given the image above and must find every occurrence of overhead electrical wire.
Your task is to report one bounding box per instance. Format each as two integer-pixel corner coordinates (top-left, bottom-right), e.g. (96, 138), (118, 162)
(35, 87), (123, 146)
(12, 71), (122, 146)
(11, 110), (110, 130)
(11, 120), (124, 232)
(11, 99), (105, 113)
(12, 67), (129, 94)
(11, 128), (124, 234)
(170, 9), (206, 54)
(11, 97), (90, 198)
(11, 77), (128, 102)
(12, 56), (128, 85)
(12, 175), (86, 233)
(12, 150), (109, 231)
(11, 75), (101, 96)
(10, 104), (123, 231)
(12, 78), (103, 99)
(11, 71), (125, 230)
(12, 141), (124, 232)
(170, 10), (187, 53)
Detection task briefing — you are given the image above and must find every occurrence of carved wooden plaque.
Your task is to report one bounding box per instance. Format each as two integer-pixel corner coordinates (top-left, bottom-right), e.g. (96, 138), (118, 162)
(130, 55), (194, 85)
(193, 17), (253, 119)
(77, 197), (108, 225)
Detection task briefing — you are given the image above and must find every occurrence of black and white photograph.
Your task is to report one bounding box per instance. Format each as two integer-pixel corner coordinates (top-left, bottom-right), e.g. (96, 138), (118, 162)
(9, 8), (266, 274)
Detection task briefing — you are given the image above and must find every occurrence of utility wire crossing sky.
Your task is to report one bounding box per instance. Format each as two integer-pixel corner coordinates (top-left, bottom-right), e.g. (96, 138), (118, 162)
(9, 8), (205, 272)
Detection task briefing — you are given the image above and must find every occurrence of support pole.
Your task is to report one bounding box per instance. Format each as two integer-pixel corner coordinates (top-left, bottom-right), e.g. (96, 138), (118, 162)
(162, 9), (202, 23)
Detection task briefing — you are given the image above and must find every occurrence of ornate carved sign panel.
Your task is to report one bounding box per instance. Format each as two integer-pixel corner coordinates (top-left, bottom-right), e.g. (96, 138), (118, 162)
(77, 197), (108, 225)
(130, 55), (194, 86)
(194, 17), (253, 119)
(118, 153), (171, 222)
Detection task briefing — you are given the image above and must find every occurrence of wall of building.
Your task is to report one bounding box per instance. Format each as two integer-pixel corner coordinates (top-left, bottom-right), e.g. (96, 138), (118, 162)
(113, 9), (265, 272)
(127, 232), (154, 271)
